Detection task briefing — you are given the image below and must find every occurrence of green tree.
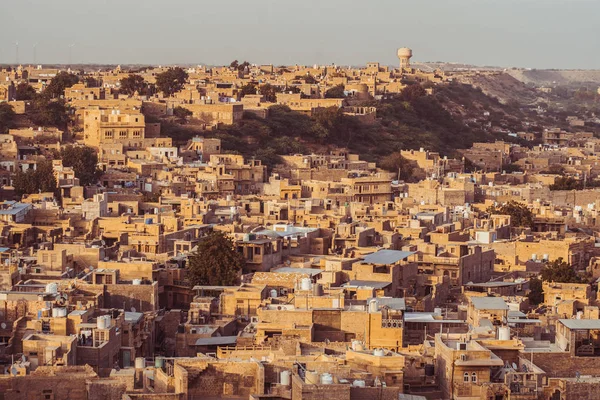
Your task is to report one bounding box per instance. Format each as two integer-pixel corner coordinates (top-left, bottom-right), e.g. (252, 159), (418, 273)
(237, 61), (251, 72)
(230, 60), (239, 69)
(59, 145), (101, 186)
(187, 231), (245, 286)
(44, 71), (79, 98)
(84, 76), (100, 88)
(540, 258), (585, 283)
(527, 277), (544, 305)
(155, 67), (188, 97)
(399, 84), (427, 102)
(487, 201), (534, 228)
(173, 106), (192, 121)
(380, 153), (415, 182)
(550, 176), (583, 191)
(259, 83), (280, 102)
(119, 74), (146, 96)
(304, 74), (317, 84)
(13, 160), (58, 199)
(324, 84), (346, 99)
(239, 83), (257, 97)
(29, 98), (69, 128)
(0, 103), (16, 134)
(15, 82), (36, 100)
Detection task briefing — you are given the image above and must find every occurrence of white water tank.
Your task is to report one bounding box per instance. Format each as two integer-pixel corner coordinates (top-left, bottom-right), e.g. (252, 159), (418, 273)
(351, 340), (364, 351)
(135, 357), (145, 369)
(531, 254), (537, 261)
(305, 371), (319, 385)
(577, 311), (583, 319)
(373, 348), (385, 357)
(133, 279), (142, 285)
(280, 370), (291, 386)
(52, 307), (67, 318)
(270, 289), (278, 298)
(498, 327), (510, 341)
(97, 315), (112, 330)
(45, 283), (58, 294)
(368, 299), (378, 313)
(434, 307), (442, 316)
(352, 380), (366, 387)
(300, 278), (312, 291)
(321, 373), (333, 385)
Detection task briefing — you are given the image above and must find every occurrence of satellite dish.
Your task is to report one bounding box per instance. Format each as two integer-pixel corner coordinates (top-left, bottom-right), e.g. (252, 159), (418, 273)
(511, 363), (518, 370)
(130, 307), (136, 313)
(0, 323), (6, 329)
(11, 367), (18, 376)
(21, 355), (26, 363)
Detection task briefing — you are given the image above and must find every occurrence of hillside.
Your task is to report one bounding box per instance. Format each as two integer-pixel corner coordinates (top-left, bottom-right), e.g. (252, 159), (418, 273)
(163, 82), (537, 170)
(507, 69), (600, 86)
(453, 72), (540, 105)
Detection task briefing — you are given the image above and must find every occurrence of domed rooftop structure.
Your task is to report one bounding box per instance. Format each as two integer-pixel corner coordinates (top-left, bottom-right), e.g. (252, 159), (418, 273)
(397, 48), (413, 69)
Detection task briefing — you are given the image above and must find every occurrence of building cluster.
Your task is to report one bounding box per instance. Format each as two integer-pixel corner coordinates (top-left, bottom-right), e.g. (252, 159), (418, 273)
(0, 51), (600, 399)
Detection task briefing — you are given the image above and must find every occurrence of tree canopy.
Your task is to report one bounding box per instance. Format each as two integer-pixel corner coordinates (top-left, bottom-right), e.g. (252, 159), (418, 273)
(487, 201), (534, 228)
(59, 145), (102, 186)
(259, 83), (279, 102)
(13, 160), (58, 199)
(44, 72), (79, 99)
(527, 277), (544, 306)
(379, 153), (416, 182)
(29, 97), (69, 128)
(540, 258), (586, 283)
(15, 82), (37, 101)
(239, 83), (257, 97)
(0, 103), (16, 134)
(173, 106), (192, 121)
(187, 231), (245, 286)
(155, 68), (188, 97)
(324, 84), (346, 99)
(120, 74), (147, 96)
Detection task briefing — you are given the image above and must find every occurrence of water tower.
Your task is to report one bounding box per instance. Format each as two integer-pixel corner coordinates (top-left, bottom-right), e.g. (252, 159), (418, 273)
(397, 47), (413, 69)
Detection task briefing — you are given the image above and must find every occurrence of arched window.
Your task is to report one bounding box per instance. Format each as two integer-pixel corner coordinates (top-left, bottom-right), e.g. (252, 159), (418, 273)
(471, 372), (477, 382)
(463, 372), (469, 382)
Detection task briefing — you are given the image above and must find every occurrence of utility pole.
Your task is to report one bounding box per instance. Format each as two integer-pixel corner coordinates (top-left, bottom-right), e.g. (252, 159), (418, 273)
(33, 43), (38, 65)
(15, 41), (19, 65)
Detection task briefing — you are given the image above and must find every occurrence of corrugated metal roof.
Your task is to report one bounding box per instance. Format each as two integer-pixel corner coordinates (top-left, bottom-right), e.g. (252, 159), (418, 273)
(559, 319), (600, 330)
(471, 297), (508, 310)
(342, 280), (391, 289)
(361, 250), (415, 265)
(195, 336), (238, 346)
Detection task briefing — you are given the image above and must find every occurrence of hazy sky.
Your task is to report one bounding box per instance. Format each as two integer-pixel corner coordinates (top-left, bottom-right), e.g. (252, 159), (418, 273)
(1, 0), (599, 69)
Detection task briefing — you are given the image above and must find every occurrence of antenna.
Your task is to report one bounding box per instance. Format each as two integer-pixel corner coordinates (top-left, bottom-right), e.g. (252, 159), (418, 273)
(33, 43), (38, 65)
(68, 43), (75, 66)
(15, 41), (19, 65)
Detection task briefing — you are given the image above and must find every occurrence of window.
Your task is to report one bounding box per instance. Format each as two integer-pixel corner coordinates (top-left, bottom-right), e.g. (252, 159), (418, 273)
(133, 131), (141, 137)
(105, 131), (113, 139)
(119, 130), (127, 138)
(463, 372), (469, 382)
(471, 372), (477, 382)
